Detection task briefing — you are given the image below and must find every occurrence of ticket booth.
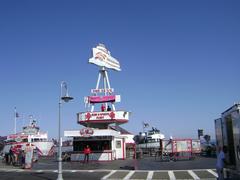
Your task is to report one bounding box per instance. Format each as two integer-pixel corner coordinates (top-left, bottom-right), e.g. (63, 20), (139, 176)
(64, 128), (127, 161)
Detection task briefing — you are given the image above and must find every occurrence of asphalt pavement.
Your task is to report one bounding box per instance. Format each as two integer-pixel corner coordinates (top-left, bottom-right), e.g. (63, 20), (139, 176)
(0, 156), (239, 179)
(31, 156), (217, 170)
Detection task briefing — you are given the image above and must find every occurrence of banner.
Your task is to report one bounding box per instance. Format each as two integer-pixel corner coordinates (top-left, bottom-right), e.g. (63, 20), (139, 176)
(77, 110), (129, 122)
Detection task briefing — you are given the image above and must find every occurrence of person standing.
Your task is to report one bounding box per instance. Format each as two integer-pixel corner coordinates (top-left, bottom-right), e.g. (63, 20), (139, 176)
(107, 105), (111, 111)
(101, 104), (106, 112)
(24, 143), (33, 169)
(83, 145), (91, 163)
(8, 146), (14, 165)
(18, 150), (25, 168)
(216, 146), (228, 180)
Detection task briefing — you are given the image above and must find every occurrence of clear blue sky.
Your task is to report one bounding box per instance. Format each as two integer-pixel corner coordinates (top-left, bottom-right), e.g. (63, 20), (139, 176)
(0, 0), (240, 140)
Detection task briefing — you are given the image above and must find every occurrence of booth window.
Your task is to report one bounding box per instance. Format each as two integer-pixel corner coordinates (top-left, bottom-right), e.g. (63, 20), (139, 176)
(116, 140), (121, 148)
(73, 139), (111, 151)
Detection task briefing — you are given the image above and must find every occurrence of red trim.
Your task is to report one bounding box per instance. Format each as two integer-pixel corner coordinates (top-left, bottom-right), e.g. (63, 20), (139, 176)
(5, 142), (25, 145)
(88, 95), (116, 103)
(126, 143), (136, 159)
(79, 119), (128, 123)
(47, 146), (55, 156)
(35, 146), (43, 156)
(80, 119), (128, 122)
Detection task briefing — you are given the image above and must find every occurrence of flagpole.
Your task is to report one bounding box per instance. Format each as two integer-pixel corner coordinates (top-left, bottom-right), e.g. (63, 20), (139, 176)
(14, 107), (17, 134)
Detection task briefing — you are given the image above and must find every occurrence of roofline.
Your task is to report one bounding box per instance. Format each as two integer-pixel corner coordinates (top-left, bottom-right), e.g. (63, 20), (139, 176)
(221, 103), (240, 115)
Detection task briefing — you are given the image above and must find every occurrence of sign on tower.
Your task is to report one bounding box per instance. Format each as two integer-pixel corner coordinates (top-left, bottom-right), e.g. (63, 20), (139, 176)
(89, 44), (121, 71)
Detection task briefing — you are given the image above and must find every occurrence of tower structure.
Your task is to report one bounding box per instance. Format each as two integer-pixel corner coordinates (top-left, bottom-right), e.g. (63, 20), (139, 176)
(77, 44), (130, 129)
(65, 44), (134, 161)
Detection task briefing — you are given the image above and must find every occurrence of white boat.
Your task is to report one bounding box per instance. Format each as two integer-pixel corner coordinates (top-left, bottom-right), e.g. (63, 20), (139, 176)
(3, 120), (54, 156)
(146, 128), (165, 143)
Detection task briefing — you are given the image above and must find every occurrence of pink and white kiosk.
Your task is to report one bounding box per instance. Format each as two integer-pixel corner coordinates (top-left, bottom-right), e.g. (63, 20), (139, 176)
(64, 44), (134, 161)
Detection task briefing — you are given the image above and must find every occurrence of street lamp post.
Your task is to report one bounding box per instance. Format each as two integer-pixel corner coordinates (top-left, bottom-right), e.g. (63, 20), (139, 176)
(57, 81), (74, 180)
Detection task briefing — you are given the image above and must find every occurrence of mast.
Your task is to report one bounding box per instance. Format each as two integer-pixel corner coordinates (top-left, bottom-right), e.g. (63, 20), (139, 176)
(14, 107), (17, 134)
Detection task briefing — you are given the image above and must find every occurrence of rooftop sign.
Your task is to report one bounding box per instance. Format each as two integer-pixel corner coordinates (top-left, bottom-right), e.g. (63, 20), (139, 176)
(80, 128), (94, 137)
(77, 111), (129, 122)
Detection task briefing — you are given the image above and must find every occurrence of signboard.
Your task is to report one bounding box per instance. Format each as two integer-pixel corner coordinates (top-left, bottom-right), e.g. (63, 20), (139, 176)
(77, 111), (129, 122)
(8, 134), (28, 140)
(91, 88), (114, 94)
(84, 95), (121, 104)
(80, 128), (94, 137)
(89, 95), (115, 103)
(89, 44), (121, 71)
(64, 129), (121, 137)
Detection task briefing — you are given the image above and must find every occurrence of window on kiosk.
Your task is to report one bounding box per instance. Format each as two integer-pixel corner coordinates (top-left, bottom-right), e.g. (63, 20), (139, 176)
(103, 141), (110, 150)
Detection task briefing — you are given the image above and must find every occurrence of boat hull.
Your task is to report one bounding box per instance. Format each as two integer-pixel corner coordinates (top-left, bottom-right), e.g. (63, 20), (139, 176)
(3, 141), (55, 156)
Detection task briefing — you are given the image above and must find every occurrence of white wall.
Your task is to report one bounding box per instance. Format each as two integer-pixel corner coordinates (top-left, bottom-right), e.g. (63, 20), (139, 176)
(114, 137), (124, 159)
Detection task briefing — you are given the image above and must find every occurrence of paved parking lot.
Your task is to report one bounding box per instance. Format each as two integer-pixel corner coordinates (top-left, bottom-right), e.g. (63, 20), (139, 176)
(0, 156), (239, 179)
(101, 169), (217, 179)
(33, 156), (217, 170)
(0, 168), (218, 179)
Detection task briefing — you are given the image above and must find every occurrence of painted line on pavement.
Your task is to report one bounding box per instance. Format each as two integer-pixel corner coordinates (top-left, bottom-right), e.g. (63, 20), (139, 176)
(123, 171), (135, 180)
(101, 170), (117, 180)
(0, 168), (221, 180)
(2, 169), (19, 172)
(168, 171), (176, 180)
(147, 171), (154, 180)
(15, 169), (24, 172)
(188, 170), (200, 180)
(36, 170), (43, 173)
(207, 169), (218, 177)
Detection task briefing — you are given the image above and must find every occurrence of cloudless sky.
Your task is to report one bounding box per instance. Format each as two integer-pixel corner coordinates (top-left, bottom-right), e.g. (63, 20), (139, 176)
(0, 0), (240, 140)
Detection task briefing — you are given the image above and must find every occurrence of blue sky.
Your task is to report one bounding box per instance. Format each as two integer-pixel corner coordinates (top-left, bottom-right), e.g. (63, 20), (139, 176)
(0, 0), (240, 140)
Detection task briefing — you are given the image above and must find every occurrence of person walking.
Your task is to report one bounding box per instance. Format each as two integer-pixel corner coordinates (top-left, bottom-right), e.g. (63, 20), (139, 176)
(83, 145), (91, 163)
(216, 146), (228, 180)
